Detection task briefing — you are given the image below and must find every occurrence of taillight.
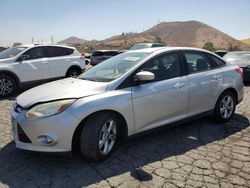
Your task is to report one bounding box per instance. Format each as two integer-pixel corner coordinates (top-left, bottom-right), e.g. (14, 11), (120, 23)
(235, 67), (243, 77)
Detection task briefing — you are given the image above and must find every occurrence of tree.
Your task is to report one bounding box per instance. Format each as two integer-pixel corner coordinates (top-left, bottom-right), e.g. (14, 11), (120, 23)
(228, 42), (240, 51)
(13, 42), (22, 47)
(154, 36), (162, 43)
(202, 42), (215, 51)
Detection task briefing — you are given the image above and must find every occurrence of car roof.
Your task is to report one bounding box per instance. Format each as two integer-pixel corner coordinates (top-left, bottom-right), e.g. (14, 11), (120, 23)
(134, 43), (164, 45)
(226, 51), (250, 54)
(18, 44), (75, 49)
(94, 50), (119, 52)
(128, 46), (212, 54)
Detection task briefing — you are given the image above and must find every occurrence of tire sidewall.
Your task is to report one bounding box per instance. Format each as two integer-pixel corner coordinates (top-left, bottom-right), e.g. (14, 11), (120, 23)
(80, 112), (119, 161)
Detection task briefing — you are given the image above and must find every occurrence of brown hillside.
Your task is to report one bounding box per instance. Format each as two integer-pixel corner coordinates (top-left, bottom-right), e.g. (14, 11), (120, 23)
(94, 33), (157, 50)
(58, 21), (250, 52)
(145, 21), (249, 50)
(58, 36), (87, 45)
(241, 38), (250, 45)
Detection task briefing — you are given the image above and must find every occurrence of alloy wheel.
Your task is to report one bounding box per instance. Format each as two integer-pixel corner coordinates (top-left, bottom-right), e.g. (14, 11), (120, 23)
(219, 95), (234, 119)
(0, 78), (14, 96)
(99, 119), (117, 155)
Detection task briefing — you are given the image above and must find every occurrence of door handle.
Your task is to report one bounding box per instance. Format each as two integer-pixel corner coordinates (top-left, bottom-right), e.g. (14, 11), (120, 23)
(174, 83), (185, 89)
(213, 74), (222, 80)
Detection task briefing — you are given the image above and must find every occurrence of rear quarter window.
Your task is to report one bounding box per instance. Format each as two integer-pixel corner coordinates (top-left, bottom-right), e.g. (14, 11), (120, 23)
(209, 54), (226, 67)
(47, 47), (73, 57)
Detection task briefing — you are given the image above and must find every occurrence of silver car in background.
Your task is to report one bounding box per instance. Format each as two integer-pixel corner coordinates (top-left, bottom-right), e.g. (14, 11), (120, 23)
(11, 47), (244, 161)
(223, 51), (250, 82)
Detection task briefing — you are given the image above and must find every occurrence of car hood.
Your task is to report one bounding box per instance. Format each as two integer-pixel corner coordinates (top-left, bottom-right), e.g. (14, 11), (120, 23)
(17, 78), (109, 108)
(227, 60), (250, 68)
(0, 57), (15, 64)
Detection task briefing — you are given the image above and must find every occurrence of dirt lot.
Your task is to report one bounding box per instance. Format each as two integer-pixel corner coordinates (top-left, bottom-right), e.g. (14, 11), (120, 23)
(0, 86), (250, 188)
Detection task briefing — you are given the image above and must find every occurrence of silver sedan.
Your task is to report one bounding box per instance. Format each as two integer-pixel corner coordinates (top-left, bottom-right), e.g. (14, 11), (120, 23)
(11, 47), (244, 161)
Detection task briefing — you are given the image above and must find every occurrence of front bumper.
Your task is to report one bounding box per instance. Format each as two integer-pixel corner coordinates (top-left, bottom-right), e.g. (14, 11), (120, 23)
(11, 107), (80, 152)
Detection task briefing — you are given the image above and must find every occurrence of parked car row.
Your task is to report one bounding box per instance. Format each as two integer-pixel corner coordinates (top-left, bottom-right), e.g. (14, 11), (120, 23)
(11, 47), (244, 161)
(0, 44), (85, 97)
(89, 43), (166, 66)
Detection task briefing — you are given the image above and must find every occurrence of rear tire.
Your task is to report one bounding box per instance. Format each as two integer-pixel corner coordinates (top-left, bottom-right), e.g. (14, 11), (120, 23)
(80, 112), (119, 161)
(0, 75), (17, 98)
(214, 91), (236, 122)
(66, 68), (82, 78)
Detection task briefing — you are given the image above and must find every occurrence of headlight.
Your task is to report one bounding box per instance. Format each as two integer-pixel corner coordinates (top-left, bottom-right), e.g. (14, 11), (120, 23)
(26, 99), (76, 118)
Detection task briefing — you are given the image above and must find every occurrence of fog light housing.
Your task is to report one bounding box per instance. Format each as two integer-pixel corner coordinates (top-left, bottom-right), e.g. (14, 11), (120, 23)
(37, 135), (54, 145)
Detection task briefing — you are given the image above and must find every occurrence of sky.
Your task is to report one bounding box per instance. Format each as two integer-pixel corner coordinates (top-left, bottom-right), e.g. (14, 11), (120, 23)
(0, 0), (250, 47)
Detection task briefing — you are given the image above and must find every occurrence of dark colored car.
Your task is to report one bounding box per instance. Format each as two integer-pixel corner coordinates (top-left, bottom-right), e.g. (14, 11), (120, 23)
(223, 51), (250, 82)
(90, 50), (120, 66)
(215, 50), (228, 57)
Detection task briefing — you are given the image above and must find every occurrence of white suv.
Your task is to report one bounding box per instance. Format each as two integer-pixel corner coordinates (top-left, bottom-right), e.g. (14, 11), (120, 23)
(0, 44), (85, 97)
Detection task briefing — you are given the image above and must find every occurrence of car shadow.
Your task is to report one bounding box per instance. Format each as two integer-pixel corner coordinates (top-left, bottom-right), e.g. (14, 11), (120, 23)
(0, 113), (249, 187)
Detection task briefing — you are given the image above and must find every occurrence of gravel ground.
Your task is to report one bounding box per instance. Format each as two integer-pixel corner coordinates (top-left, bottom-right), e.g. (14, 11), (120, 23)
(0, 85), (250, 188)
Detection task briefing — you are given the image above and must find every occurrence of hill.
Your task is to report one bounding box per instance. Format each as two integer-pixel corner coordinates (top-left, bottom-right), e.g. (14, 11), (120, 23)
(58, 36), (87, 45)
(241, 38), (250, 45)
(58, 21), (250, 52)
(144, 21), (249, 50)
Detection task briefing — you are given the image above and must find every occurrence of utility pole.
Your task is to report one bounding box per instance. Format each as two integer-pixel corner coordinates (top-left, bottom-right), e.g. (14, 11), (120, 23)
(32, 37), (34, 44)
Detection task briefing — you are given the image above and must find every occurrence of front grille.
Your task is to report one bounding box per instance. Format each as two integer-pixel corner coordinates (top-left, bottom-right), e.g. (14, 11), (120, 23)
(17, 124), (32, 143)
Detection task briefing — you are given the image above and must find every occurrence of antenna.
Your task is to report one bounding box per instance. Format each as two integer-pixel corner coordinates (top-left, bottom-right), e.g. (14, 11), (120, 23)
(51, 35), (54, 44)
(32, 37), (34, 44)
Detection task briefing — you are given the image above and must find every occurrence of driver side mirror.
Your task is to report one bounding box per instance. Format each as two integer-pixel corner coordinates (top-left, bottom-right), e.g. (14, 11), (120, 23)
(135, 71), (155, 83)
(17, 54), (30, 62)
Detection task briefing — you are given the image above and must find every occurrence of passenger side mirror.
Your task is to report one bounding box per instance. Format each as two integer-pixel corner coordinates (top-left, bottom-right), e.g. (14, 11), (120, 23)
(17, 54), (30, 62)
(135, 71), (155, 82)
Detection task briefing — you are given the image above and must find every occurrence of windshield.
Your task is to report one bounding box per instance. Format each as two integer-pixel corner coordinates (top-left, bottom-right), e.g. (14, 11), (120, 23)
(79, 52), (150, 82)
(224, 52), (250, 62)
(0, 46), (28, 59)
(129, 44), (151, 50)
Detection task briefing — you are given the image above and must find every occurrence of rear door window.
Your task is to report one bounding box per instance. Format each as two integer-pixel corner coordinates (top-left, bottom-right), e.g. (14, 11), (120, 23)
(183, 52), (213, 73)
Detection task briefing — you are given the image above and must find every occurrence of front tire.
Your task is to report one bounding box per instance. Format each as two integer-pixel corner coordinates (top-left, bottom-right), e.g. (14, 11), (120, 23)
(80, 112), (119, 161)
(214, 91), (236, 122)
(66, 68), (82, 78)
(0, 75), (17, 98)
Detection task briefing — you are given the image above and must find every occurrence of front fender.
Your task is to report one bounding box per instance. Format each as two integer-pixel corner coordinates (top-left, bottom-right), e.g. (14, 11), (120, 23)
(66, 89), (135, 136)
